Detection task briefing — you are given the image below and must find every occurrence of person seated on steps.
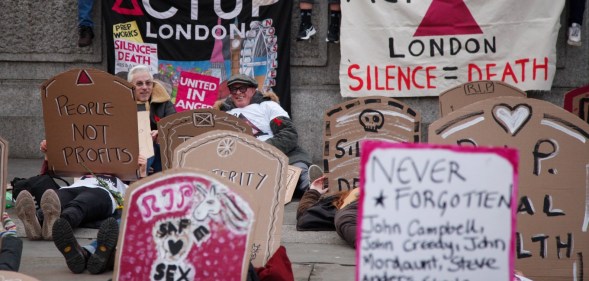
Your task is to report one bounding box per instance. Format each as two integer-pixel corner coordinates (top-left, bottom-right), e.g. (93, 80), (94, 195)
(15, 140), (146, 242)
(214, 74), (319, 198)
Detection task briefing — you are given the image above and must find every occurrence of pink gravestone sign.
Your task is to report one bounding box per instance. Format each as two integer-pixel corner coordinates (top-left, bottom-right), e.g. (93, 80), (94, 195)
(114, 169), (254, 281)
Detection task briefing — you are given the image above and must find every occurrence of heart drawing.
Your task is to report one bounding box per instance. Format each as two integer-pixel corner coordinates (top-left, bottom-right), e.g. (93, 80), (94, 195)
(492, 104), (532, 136)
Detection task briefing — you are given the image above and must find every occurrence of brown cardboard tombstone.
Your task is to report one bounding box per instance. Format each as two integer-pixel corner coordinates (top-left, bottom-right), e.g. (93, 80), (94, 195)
(114, 168), (255, 281)
(0, 137), (6, 215)
(429, 96), (589, 281)
(41, 68), (139, 181)
(323, 97), (421, 193)
(439, 80), (526, 117)
(563, 85), (589, 123)
(172, 130), (288, 267)
(158, 109), (253, 170)
(284, 165), (302, 204)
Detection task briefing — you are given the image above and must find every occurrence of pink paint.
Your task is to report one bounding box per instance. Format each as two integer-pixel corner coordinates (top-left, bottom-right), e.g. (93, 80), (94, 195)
(115, 174), (252, 281)
(175, 72), (220, 112)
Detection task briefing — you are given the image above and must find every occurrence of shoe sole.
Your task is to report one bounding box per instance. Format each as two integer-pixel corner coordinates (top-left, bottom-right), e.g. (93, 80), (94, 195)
(41, 190), (61, 240)
(326, 38), (340, 44)
(297, 29), (317, 41)
(15, 192), (42, 240)
(53, 218), (86, 274)
(87, 218), (119, 274)
(308, 164), (324, 183)
(568, 39), (582, 46)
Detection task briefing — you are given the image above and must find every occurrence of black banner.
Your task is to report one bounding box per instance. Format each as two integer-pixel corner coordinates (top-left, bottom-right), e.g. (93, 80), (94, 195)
(102, 0), (292, 112)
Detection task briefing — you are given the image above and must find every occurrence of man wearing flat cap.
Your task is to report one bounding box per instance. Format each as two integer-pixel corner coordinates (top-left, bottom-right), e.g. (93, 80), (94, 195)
(215, 73), (313, 197)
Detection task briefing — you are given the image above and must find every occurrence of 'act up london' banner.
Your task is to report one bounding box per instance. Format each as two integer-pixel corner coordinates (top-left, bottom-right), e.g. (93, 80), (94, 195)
(102, 0), (293, 112)
(340, 0), (564, 97)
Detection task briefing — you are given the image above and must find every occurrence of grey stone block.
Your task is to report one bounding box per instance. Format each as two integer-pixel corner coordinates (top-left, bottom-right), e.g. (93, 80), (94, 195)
(0, 1), (102, 62)
(291, 0), (328, 66)
(283, 242), (355, 265)
(0, 117), (45, 158)
(0, 80), (45, 117)
(310, 264), (355, 281)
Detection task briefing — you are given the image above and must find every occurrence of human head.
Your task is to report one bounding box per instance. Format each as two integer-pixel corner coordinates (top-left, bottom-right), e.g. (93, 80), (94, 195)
(128, 65), (154, 102)
(227, 74), (258, 108)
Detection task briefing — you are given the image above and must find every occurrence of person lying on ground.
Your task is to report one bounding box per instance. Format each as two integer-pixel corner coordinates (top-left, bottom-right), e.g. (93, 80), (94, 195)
(296, 176), (358, 248)
(15, 140), (146, 241)
(0, 212), (22, 271)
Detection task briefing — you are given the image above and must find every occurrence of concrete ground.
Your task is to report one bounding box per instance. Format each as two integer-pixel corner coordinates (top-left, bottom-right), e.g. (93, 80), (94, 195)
(6, 158), (356, 281)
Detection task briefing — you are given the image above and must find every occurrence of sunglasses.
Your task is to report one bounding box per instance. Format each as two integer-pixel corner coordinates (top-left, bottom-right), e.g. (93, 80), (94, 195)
(229, 85), (250, 94)
(135, 80), (153, 87)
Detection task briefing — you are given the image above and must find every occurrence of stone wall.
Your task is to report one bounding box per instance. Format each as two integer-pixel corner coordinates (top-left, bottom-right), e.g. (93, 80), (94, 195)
(0, 1), (587, 162)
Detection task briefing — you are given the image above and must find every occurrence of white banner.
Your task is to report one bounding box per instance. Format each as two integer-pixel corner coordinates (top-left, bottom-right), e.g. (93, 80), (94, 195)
(340, 0), (564, 97)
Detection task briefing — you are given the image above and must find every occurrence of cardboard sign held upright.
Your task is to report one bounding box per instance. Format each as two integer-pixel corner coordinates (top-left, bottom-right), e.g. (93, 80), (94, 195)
(0, 137), (7, 216)
(174, 72), (220, 112)
(438, 80), (526, 117)
(114, 168), (255, 281)
(429, 96), (589, 281)
(173, 130), (288, 267)
(323, 97), (421, 194)
(41, 68), (140, 181)
(563, 85), (589, 123)
(358, 142), (517, 281)
(158, 109), (253, 170)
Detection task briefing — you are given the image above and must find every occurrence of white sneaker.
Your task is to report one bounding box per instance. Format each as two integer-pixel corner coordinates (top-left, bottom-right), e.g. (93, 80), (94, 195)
(568, 23), (582, 46)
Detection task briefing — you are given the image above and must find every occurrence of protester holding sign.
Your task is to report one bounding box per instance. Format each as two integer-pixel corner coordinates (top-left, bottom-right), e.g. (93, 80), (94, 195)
(216, 74), (313, 197)
(128, 65), (176, 174)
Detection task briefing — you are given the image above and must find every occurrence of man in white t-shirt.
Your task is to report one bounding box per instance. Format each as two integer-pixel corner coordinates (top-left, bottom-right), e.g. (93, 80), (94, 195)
(217, 74), (315, 197)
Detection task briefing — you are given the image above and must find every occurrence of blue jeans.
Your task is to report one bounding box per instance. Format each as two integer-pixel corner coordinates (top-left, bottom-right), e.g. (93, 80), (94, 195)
(78, 0), (94, 27)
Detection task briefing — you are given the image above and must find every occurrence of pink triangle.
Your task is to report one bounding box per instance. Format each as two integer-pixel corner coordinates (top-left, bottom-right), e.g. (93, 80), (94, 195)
(112, 0), (143, 16)
(414, 0), (482, 36)
(76, 70), (94, 85)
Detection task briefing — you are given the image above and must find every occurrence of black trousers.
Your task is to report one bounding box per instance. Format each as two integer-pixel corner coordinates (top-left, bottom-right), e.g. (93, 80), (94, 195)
(0, 236), (23, 271)
(570, 0), (587, 25)
(37, 187), (113, 228)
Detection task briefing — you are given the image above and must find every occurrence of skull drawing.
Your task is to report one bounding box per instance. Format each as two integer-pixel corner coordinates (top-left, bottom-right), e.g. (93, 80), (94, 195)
(359, 109), (384, 132)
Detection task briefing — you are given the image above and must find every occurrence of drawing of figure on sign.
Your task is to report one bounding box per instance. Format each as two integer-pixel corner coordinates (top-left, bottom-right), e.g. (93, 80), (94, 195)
(358, 109), (384, 133)
(428, 96), (589, 281)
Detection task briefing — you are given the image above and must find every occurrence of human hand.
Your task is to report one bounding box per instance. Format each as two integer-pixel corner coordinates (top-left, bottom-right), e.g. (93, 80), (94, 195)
(40, 140), (47, 153)
(151, 130), (158, 142)
(138, 154), (147, 167)
(309, 176), (328, 195)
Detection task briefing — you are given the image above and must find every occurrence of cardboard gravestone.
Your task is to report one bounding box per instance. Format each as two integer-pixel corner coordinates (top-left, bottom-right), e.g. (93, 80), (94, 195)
(114, 168), (255, 281)
(284, 165), (302, 204)
(158, 109), (253, 170)
(358, 142), (517, 281)
(0, 137), (6, 215)
(172, 130), (288, 267)
(323, 97), (421, 193)
(439, 80), (526, 117)
(174, 72), (220, 112)
(563, 85), (589, 123)
(41, 68), (139, 181)
(429, 96), (589, 281)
